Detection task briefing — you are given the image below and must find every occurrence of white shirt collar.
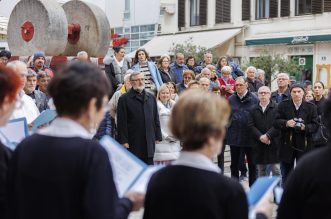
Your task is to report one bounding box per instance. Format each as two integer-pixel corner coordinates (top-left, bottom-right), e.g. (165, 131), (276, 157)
(172, 151), (221, 173)
(293, 101), (302, 110)
(238, 90), (248, 99)
(38, 117), (92, 139)
(259, 101), (270, 112)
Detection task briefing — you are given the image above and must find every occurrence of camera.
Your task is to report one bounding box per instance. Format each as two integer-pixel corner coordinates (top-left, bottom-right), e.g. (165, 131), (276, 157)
(293, 118), (304, 131)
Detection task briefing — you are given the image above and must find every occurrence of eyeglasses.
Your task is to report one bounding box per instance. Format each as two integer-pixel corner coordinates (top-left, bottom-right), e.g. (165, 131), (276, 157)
(235, 84), (245, 87)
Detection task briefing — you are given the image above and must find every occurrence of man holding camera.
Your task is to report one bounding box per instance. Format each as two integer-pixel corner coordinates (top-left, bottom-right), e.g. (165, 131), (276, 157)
(275, 84), (318, 183)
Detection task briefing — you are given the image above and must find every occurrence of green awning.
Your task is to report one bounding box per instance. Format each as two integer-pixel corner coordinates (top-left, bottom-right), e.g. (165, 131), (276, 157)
(246, 34), (331, 46)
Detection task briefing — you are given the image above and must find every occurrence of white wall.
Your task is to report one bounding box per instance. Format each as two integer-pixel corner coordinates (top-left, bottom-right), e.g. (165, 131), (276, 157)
(0, 0), (19, 18)
(107, 1), (125, 27)
(131, 0), (160, 26)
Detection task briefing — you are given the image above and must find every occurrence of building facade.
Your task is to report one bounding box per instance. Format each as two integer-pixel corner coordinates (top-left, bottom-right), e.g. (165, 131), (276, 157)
(141, 0), (331, 87)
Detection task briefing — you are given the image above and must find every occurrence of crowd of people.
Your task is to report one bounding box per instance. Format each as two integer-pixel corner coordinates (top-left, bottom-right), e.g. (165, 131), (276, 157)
(0, 46), (331, 219)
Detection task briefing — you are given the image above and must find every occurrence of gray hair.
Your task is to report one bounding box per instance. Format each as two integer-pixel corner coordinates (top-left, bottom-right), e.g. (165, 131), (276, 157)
(129, 71), (144, 81)
(257, 86), (270, 93)
(277, 72), (289, 80)
(123, 73), (132, 82)
(235, 76), (246, 84)
(199, 77), (210, 83)
(27, 69), (37, 78)
(221, 66), (232, 74)
(245, 66), (257, 74)
(201, 67), (211, 75)
(77, 51), (88, 58)
(256, 69), (265, 77)
(7, 60), (28, 75)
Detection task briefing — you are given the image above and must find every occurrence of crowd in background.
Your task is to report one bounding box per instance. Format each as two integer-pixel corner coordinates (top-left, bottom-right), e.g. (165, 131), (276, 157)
(0, 46), (331, 219)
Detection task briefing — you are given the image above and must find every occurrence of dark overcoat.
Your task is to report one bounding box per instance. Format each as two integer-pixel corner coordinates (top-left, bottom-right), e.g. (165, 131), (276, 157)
(248, 102), (280, 164)
(274, 99), (318, 163)
(226, 91), (258, 147)
(117, 89), (162, 159)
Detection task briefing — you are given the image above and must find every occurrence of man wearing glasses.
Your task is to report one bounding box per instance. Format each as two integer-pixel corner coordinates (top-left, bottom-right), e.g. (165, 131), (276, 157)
(271, 73), (291, 103)
(0, 50), (11, 66)
(226, 77), (258, 187)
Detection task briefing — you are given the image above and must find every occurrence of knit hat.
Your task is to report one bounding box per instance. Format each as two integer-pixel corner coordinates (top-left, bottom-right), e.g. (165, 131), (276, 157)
(33, 51), (46, 62)
(290, 83), (305, 92)
(0, 50), (11, 59)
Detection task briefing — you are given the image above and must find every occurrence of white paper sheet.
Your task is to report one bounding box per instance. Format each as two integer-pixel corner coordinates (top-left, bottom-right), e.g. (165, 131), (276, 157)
(0, 118), (28, 150)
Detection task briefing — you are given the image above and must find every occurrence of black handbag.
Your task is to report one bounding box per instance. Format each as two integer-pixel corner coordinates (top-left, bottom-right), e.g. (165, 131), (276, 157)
(312, 116), (329, 146)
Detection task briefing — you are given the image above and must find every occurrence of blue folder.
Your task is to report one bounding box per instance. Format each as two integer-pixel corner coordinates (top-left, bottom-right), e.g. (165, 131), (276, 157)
(32, 109), (57, 132)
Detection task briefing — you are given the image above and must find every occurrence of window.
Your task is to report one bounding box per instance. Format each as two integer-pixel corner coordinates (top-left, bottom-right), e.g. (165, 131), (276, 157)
(131, 33), (139, 40)
(124, 28), (130, 33)
(295, 0), (322, 15)
(178, 0), (186, 29)
(140, 40), (149, 46)
(256, 0), (278, 19)
(130, 40), (140, 47)
(281, 0), (290, 16)
(114, 27), (123, 34)
(215, 0), (231, 23)
(140, 25), (155, 32)
(242, 0), (251, 20)
(190, 0), (207, 26)
(124, 0), (130, 20)
(325, 0), (331, 12)
(131, 26), (139, 33)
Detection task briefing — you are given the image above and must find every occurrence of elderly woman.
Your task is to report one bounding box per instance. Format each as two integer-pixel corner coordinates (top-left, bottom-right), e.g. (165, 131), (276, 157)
(176, 69), (195, 94)
(6, 62), (143, 219)
(143, 90), (273, 219)
(0, 65), (22, 217)
(154, 84), (180, 164)
(157, 55), (176, 83)
(218, 66), (235, 100)
(132, 48), (163, 95)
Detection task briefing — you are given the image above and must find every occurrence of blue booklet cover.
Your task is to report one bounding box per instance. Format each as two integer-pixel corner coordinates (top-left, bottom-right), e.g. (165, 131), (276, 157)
(247, 176), (281, 207)
(32, 109), (57, 132)
(0, 117), (29, 150)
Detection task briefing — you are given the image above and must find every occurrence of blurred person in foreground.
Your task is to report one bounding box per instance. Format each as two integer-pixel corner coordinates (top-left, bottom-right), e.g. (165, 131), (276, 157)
(5, 62), (144, 219)
(0, 65), (22, 218)
(143, 89), (272, 219)
(277, 94), (331, 219)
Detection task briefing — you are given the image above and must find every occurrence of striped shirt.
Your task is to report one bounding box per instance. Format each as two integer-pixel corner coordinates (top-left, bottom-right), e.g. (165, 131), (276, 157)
(140, 62), (156, 92)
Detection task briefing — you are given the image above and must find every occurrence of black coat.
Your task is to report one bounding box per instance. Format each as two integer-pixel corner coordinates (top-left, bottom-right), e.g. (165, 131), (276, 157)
(226, 91), (259, 147)
(277, 145), (331, 219)
(158, 68), (176, 83)
(248, 102), (280, 164)
(0, 143), (11, 217)
(117, 89), (162, 159)
(247, 79), (263, 93)
(274, 100), (318, 163)
(143, 166), (248, 219)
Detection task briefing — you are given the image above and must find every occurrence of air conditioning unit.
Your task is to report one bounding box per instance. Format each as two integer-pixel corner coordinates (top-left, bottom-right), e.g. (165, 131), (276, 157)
(160, 3), (175, 15)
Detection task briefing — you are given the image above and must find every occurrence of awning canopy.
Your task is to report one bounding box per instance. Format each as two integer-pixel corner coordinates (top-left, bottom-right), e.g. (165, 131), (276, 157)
(128, 28), (242, 57)
(246, 32), (331, 46)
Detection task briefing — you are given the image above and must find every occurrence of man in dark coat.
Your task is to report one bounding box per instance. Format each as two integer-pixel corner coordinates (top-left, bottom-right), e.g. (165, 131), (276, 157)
(248, 86), (280, 177)
(270, 73), (291, 103)
(117, 72), (162, 164)
(274, 84), (318, 183)
(227, 77), (259, 186)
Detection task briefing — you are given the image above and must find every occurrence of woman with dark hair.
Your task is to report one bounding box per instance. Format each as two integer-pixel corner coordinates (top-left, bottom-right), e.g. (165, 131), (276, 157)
(131, 48), (163, 95)
(157, 55), (176, 83)
(6, 62), (143, 219)
(185, 56), (196, 72)
(216, 56), (229, 78)
(0, 65), (22, 218)
(104, 46), (131, 96)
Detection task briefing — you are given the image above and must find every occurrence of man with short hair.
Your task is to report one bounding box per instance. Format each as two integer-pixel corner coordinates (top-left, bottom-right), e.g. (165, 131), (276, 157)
(256, 69), (266, 85)
(245, 66), (263, 93)
(227, 77), (258, 186)
(76, 51), (89, 62)
(176, 70), (195, 94)
(24, 69), (49, 113)
(37, 71), (52, 101)
(7, 61), (40, 124)
(0, 50), (11, 65)
(29, 51), (54, 77)
(271, 73), (291, 103)
(248, 86), (280, 177)
(117, 72), (162, 164)
(274, 84), (318, 183)
(199, 77), (210, 92)
(170, 53), (188, 84)
(194, 51), (214, 74)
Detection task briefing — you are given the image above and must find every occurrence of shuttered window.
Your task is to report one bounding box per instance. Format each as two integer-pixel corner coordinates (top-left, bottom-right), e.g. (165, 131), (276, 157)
(281, 0), (290, 16)
(269, 0), (278, 17)
(178, 0), (185, 29)
(295, 0), (322, 15)
(256, 0), (278, 19)
(215, 0), (231, 23)
(325, 0), (331, 12)
(242, 0), (251, 20)
(199, 0), (207, 25)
